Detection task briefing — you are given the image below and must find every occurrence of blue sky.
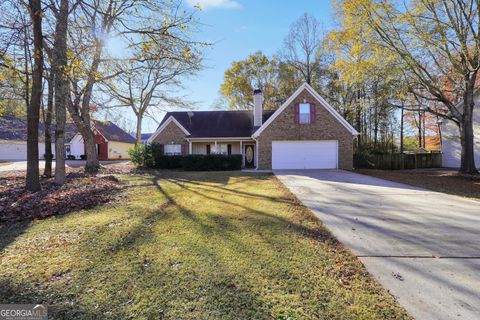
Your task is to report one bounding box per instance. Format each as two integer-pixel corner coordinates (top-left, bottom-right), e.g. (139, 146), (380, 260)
(110, 0), (335, 133)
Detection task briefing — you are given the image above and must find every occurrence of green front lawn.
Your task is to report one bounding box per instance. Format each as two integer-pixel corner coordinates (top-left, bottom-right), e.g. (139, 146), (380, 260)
(0, 171), (409, 319)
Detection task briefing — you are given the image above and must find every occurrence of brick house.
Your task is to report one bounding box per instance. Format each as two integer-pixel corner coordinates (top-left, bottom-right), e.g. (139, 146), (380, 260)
(68, 120), (135, 160)
(148, 83), (358, 170)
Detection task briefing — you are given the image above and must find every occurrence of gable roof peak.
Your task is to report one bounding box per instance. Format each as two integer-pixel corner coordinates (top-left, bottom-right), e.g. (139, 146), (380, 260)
(252, 82), (359, 137)
(91, 119), (135, 144)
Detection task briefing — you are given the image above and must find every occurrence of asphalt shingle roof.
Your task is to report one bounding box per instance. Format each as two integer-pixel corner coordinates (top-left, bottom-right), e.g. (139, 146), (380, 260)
(0, 116), (134, 144)
(140, 133), (152, 141)
(158, 110), (275, 138)
(93, 120), (135, 144)
(0, 116), (78, 142)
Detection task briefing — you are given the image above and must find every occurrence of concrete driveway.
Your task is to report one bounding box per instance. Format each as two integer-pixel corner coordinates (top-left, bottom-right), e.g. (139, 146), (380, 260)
(275, 169), (480, 320)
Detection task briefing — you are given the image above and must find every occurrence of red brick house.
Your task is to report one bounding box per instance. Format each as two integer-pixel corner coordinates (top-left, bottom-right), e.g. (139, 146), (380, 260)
(148, 83), (358, 170)
(68, 120), (135, 160)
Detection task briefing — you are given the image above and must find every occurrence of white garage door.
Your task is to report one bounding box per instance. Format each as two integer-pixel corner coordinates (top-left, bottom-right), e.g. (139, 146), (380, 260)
(0, 141), (28, 160)
(272, 140), (338, 169)
(0, 142), (52, 160)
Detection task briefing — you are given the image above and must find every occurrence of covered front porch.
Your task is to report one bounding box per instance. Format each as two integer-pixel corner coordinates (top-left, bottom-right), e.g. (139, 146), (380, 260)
(186, 137), (256, 168)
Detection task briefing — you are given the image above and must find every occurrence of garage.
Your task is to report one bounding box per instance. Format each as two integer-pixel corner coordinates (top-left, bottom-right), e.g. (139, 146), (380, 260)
(0, 141), (53, 160)
(0, 141), (28, 160)
(272, 140), (338, 169)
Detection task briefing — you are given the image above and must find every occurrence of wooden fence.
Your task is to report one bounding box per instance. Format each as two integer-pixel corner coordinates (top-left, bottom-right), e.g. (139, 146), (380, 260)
(354, 153), (443, 170)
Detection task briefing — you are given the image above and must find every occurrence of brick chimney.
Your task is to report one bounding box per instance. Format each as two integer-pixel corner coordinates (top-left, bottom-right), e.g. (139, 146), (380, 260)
(253, 89), (264, 127)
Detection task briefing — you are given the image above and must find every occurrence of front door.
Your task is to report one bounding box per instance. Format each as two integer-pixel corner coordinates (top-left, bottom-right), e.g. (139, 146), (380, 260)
(244, 145), (255, 168)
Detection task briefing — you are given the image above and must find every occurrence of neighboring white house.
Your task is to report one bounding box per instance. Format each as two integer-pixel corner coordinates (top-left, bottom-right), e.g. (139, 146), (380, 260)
(0, 140), (54, 161)
(68, 133), (84, 158)
(0, 116), (134, 161)
(441, 90), (480, 169)
(68, 120), (136, 160)
(0, 116), (78, 161)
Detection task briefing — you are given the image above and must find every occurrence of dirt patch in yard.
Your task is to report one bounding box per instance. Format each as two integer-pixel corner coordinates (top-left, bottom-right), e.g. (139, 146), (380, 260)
(100, 161), (136, 174)
(356, 169), (480, 200)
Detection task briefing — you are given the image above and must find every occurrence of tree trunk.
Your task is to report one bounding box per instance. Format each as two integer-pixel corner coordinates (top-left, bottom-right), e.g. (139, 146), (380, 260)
(80, 112), (100, 173)
(66, 103), (100, 173)
(459, 90), (478, 174)
(437, 117), (443, 152)
(23, 26), (30, 110)
(373, 104), (379, 149)
(84, 129), (99, 173)
(135, 113), (143, 146)
(400, 102), (404, 154)
(26, 0), (43, 192)
(417, 111), (423, 149)
(53, 0), (69, 185)
(73, 30), (107, 173)
(422, 111), (426, 148)
(43, 71), (54, 177)
(79, 1), (117, 172)
(355, 106), (362, 152)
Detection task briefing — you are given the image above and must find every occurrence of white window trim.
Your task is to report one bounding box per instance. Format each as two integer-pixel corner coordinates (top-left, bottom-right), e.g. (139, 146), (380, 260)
(213, 143), (228, 155)
(299, 103), (311, 124)
(164, 144), (182, 155)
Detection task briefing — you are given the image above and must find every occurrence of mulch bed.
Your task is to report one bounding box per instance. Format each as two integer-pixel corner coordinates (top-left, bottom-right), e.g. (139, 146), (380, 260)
(0, 170), (124, 224)
(355, 169), (480, 200)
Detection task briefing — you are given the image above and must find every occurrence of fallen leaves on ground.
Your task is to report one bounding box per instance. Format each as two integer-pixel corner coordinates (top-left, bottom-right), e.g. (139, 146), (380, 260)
(0, 172), (123, 224)
(356, 169), (480, 200)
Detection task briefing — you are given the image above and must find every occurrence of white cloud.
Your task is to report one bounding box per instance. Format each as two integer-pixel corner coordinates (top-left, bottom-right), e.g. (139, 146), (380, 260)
(187, 0), (241, 10)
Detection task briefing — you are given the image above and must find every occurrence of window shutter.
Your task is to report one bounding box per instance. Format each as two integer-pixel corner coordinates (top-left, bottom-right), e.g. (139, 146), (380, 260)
(181, 144), (186, 155)
(206, 144), (211, 155)
(310, 103), (316, 123)
(294, 103), (299, 124)
(159, 144), (164, 155)
(227, 144), (232, 155)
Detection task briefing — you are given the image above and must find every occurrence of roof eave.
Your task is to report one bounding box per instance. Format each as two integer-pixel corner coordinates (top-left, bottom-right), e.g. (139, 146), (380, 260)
(147, 115), (191, 144)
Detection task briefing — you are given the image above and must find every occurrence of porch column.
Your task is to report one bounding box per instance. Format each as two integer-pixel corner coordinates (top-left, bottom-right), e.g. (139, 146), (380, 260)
(214, 141), (217, 153)
(189, 140), (192, 154)
(240, 140), (244, 167)
(255, 140), (259, 170)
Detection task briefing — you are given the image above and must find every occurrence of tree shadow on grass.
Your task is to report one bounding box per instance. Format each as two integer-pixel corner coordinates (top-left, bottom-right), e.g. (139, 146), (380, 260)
(61, 173), (331, 318)
(0, 277), (101, 319)
(146, 169), (272, 186)
(168, 177), (293, 203)
(0, 221), (31, 252)
(50, 176), (276, 319)
(164, 176), (335, 244)
(0, 172), (407, 319)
